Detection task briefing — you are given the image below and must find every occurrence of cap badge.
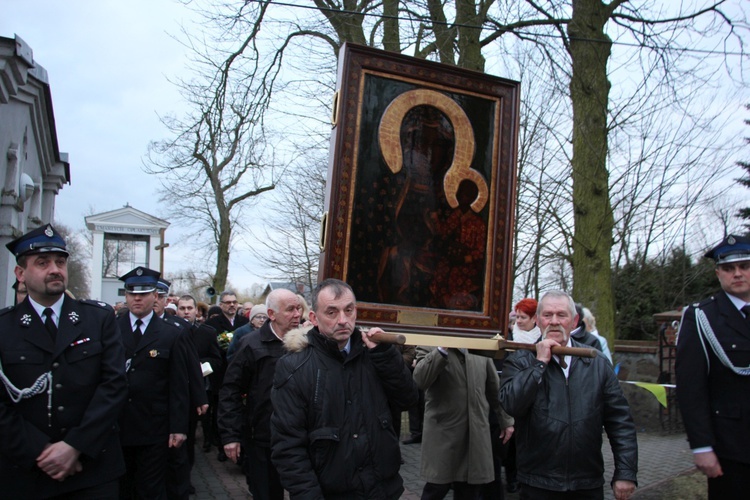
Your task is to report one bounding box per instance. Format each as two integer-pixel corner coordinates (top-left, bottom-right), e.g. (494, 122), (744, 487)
(44, 226), (53, 237)
(727, 235), (736, 245)
(136, 269), (143, 276)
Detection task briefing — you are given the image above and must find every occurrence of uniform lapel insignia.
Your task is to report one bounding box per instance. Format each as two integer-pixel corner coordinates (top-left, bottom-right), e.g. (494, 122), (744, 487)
(149, 349), (158, 358)
(21, 313), (32, 326)
(68, 311), (80, 324)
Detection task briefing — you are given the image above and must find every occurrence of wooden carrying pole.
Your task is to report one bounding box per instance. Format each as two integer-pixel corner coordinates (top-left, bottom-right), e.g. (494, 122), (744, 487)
(367, 330), (598, 359)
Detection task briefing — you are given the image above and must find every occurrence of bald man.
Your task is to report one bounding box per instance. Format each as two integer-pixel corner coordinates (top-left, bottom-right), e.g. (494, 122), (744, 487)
(218, 289), (302, 500)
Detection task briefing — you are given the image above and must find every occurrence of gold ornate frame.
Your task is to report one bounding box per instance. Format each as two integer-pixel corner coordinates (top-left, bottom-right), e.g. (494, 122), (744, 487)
(319, 43), (520, 338)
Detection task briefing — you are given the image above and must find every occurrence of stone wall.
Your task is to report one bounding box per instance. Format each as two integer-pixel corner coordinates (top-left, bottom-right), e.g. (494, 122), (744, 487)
(614, 340), (683, 433)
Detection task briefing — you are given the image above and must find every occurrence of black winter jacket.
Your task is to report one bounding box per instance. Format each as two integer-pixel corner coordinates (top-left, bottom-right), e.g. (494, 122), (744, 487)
(499, 340), (638, 492)
(271, 326), (418, 500)
(218, 320), (282, 448)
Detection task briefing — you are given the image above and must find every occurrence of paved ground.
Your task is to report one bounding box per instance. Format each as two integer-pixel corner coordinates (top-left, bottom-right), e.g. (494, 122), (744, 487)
(190, 423), (699, 499)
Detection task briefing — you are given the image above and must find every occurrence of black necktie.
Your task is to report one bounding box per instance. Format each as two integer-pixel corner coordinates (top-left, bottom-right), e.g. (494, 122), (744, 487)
(133, 319), (143, 345)
(742, 305), (750, 326)
(43, 308), (57, 339)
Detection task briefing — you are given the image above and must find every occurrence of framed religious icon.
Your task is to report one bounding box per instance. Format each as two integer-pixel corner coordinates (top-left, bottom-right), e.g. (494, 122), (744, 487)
(318, 43), (520, 338)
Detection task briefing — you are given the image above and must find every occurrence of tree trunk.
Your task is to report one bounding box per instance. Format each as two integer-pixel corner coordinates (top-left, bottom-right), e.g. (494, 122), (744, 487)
(214, 211), (231, 294)
(382, 0), (400, 52)
(568, 0), (616, 344)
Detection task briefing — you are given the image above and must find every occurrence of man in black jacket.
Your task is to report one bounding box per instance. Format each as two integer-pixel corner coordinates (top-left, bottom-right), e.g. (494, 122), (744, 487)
(0, 225), (127, 499)
(499, 290), (637, 500)
(676, 235), (750, 499)
(204, 289), (248, 460)
(270, 279), (419, 499)
(219, 288), (301, 500)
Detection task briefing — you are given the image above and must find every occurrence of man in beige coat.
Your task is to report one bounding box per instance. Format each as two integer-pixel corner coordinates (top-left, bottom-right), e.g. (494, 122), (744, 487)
(414, 346), (514, 499)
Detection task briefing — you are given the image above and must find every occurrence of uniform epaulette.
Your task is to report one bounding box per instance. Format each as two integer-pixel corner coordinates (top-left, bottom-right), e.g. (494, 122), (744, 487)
(79, 299), (114, 311)
(693, 296), (716, 308)
(165, 317), (186, 330)
(165, 315), (190, 330)
(0, 305), (14, 317)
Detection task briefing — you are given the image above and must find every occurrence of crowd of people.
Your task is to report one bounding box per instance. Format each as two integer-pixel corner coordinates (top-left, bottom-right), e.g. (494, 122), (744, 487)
(1, 224), (748, 499)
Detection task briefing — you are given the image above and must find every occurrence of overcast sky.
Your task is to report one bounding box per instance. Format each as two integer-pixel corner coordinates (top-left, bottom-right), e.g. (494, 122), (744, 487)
(2, 0), (269, 291)
(4, 1), (749, 299)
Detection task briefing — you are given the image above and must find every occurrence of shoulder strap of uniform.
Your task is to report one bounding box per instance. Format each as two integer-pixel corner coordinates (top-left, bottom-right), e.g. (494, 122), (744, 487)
(78, 299), (114, 311)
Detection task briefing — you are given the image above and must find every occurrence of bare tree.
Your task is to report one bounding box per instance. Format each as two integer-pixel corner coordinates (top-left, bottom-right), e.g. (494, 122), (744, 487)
(144, 4), (282, 292)
(172, 0), (747, 342)
(251, 152), (328, 291)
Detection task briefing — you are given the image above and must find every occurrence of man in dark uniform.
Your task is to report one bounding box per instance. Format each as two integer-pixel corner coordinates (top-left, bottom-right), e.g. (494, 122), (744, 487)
(155, 279), (211, 499)
(0, 224), (127, 499)
(118, 267), (191, 499)
(676, 234), (750, 499)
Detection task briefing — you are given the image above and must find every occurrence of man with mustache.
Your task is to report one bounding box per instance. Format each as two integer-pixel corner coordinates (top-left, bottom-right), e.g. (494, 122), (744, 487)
(0, 225), (127, 498)
(676, 235), (750, 499)
(499, 290), (638, 500)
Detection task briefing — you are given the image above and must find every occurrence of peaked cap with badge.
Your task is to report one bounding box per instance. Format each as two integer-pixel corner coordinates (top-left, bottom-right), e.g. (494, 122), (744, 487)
(704, 234), (750, 265)
(119, 266), (160, 294)
(0, 232), (127, 497)
(6, 224), (68, 260)
(676, 232), (750, 496)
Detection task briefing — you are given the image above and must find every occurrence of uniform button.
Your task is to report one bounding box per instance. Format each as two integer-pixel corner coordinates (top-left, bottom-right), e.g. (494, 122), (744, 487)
(353, 434), (358, 438)
(346, 400), (352, 405)
(55, 384), (63, 389)
(732, 344), (737, 349)
(60, 428), (67, 433)
(57, 406), (64, 412)
(19, 356), (26, 361)
(82, 350), (88, 355)
(52, 362), (60, 369)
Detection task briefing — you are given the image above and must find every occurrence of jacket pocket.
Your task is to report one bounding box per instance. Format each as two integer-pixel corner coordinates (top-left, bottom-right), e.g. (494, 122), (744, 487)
(3, 350), (43, 365)
(309, 427), (340, 476)
(376, 410), (400, 478)
(65, 341), (102, 363)
(711, 400), (740, 419)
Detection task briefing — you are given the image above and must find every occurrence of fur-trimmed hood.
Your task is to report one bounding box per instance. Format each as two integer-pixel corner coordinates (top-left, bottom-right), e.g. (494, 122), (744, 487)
(282, 325), (313, 353)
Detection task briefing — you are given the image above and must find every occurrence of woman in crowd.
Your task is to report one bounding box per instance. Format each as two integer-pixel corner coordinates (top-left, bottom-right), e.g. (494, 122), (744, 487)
(510, 298), (541, 344)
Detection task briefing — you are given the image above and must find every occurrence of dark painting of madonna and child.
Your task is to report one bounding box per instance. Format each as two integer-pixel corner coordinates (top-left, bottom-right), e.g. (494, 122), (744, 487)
(319, 44), (519, 336)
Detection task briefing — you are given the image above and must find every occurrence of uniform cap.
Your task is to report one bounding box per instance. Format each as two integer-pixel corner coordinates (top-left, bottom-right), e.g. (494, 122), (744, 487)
(156, 278), (171, 296)
(704, 234), (750, 265)
(119, 266), (160, 293)
(6, 224), (68, 260)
